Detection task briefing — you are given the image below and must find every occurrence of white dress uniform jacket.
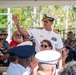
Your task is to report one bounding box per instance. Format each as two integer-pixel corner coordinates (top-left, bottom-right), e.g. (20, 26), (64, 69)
(27, 28), (63, 52)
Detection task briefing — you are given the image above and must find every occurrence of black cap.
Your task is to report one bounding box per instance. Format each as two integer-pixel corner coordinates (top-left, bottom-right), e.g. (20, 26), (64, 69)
(7, 45), (35, 59)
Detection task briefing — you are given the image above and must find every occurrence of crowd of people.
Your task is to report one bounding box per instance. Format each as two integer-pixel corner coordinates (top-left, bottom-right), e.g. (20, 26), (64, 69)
(0, 13), (76, 75)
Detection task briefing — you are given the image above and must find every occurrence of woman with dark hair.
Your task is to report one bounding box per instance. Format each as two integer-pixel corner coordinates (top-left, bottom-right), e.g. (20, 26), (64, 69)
(40, 40), (53, 51)
(40, 40), (61, 73)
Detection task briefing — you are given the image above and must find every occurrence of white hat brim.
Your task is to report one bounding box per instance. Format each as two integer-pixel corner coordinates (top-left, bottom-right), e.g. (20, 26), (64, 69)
(17, 41), (33, 46)
(35, 50), (61, 64)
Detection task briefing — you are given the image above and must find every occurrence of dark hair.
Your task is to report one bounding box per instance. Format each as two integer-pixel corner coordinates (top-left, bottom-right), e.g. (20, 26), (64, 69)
(9, 56), (18, 62)
(41, 40), (53, 49)
(67, 31), (73, 35)
(1, 31), (7, 33)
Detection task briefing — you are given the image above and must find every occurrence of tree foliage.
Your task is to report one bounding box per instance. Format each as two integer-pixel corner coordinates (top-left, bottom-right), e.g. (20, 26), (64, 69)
(0, 5), (76, 32)
(0, 8), (7, 30)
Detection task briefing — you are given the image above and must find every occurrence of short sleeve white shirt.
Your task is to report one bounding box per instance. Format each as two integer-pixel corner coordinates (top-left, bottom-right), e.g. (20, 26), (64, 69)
(27, 28), (63, 52)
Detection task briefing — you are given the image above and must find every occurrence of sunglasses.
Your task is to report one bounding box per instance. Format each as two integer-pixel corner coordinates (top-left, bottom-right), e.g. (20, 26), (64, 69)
(2, 34), (8, 36)
(41, 45), (49, 48)
(0, 38), (4, 41)
(0, 34), (3, 36)
(16, 34), (22, 36)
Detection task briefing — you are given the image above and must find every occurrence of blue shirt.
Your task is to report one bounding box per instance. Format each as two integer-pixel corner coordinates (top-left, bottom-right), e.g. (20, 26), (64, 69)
(6, 62), (21, 75)
(6, 62), (31, 75)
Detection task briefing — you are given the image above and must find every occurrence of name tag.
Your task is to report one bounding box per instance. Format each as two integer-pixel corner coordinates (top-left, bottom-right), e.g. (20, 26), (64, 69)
(51, 37), (57, 41)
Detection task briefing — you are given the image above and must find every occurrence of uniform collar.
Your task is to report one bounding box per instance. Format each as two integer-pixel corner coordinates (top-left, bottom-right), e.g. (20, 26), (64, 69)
(17, 64), (26, 71)
(43, 28), (53, 33)
(10, 62), (18, 68)
(17, 64), (31, 75)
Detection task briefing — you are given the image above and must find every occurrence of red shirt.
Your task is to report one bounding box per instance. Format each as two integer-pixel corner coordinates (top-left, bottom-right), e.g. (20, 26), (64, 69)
(9, 40), (20, 47)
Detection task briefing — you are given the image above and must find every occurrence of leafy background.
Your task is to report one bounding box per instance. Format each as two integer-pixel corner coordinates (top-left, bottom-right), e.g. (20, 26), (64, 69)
(0, 5), (76, 40)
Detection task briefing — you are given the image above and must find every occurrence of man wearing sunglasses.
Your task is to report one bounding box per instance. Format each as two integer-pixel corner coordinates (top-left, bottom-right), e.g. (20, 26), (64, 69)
(0, 31), (10, 67)
(0, 33), (6, 66)
(13, 13), (63, 71)
(1, 31), (9, 51)
(8, 30), (23, 48)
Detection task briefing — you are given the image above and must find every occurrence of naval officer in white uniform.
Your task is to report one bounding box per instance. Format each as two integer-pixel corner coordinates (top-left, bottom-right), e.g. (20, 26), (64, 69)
(13, 13), (63, 52)
(13, 13), (63, 71)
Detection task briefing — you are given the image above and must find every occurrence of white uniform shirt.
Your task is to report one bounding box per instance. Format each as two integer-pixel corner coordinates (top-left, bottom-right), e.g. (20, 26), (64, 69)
(27, 28), (63, 52)
(6, 63), (21, 75)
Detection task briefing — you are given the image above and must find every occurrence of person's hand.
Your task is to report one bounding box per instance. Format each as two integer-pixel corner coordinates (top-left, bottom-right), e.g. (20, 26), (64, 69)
(8, 45), (16, 49)
(65, 39), (69, 44)
(30, 57), (38, 70)
(63, 49), (69, 56)
(30, 57), (38, 75)
(12, 14), (19, 26)
(74, 39), (76, 45)
(58, 66), (63, 72)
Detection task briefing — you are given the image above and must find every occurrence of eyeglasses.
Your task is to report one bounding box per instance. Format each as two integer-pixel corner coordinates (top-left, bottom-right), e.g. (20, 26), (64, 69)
(3, 34), (8, 36)
(15, 34), (22, 36)
(41, 45), (49, 48)
(0, 34), (8, 36)
(0, 38), (4, 41)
